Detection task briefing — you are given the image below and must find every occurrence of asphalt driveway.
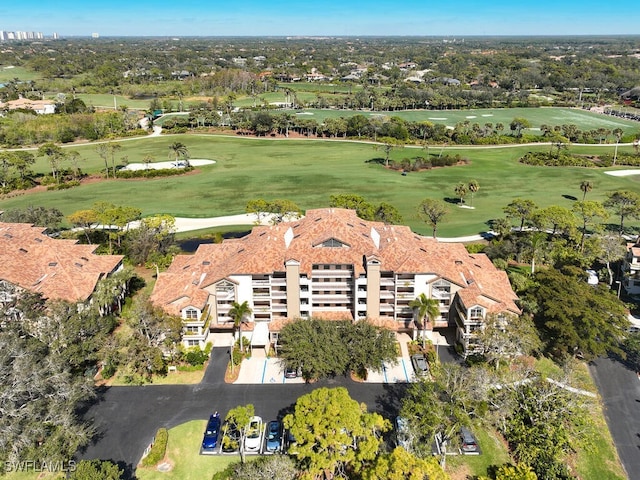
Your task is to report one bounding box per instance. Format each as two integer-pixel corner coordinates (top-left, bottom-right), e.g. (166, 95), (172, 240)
(589, 356), (640, 480)
(79, 348), (403, 477)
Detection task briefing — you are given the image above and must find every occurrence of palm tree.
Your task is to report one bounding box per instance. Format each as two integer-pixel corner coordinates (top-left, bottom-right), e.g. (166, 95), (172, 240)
(579, 180), (593, 201)
(454, 182), (467, 205)
(527, 232), (547, 274)
(168, 142), (190, 167)
(229, 301), (252, 352)
(408, 293), (440, 347)
(612, 128), (623, 165)
(468, 180), (479, 208)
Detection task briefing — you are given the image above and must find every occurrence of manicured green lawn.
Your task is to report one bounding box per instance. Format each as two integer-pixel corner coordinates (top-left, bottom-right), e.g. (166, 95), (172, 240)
(289, 107), (640, 134)
(447, 427), (510, 478)
(0, 65), (41, 83)
(136, 420), (249, 480)
(72, 93), (153, 110)
(2, 135), (639, 237)
(574, 402), (626, 480)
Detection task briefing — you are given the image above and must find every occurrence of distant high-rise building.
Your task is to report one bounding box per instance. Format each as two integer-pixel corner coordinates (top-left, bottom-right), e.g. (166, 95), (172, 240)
(52, 32), (59, 39)
(92, 32), (99, 38)
(0, 30), (47, 41)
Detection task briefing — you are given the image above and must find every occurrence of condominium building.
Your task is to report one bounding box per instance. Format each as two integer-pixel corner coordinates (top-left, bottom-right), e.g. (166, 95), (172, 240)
(150, 208), (520, 355)
(0, 222), (124, 304)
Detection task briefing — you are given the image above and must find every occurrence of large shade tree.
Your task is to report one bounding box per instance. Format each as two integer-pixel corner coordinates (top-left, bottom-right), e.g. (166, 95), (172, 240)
(604, 189), (640, 234)
(503, 199), (537, 232)
(283, 387), (390, 480)
(417, 198), (449, 238)
(522, 266), (629, 360)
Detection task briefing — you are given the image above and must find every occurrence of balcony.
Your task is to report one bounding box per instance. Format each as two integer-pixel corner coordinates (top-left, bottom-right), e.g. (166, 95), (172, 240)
(432, 289), (451, 300)
(253, 291), (270, 299)
(311, 279), (351, 288)
(216, 292), (235, 301)
(379, 303), (394, 312)
(309, 305), (352, 312)
(380, 290), (395, 299)
(252, 279), (270, 286)
(396, 292), (415, 300)
(312, 270), (353, 278)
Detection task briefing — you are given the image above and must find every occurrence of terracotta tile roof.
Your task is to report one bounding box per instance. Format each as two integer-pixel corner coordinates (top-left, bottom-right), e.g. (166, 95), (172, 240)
(151, 208), (519, 316)
(0, 222), (124, 303)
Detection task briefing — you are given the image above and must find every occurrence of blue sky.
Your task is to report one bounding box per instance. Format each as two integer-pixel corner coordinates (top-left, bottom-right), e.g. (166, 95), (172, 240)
(1, 1), (638, 37)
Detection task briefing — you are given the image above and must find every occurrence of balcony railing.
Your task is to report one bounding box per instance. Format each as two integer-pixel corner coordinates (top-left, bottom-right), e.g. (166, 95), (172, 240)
(432, 289), (451, 300)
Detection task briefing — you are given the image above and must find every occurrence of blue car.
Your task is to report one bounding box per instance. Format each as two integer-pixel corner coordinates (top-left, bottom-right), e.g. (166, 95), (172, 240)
(201, 412), (221, 454)
(265, 420), (282, 452)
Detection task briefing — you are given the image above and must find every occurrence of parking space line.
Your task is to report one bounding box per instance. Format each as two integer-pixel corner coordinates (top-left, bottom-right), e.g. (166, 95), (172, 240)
(382, 364), (388, 383)
(260, 360), (267, 384)
(401, 358), (410, 382)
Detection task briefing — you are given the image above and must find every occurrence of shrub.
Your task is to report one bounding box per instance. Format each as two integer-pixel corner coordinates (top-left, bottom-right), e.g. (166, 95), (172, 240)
(46, 180), (80, 190)
(231, 346), (244, 366)
(141, 427), (168, 467)
(101, 362), (117, 379)
(116, 167), (194, 179)
(184, 347), (208, 366)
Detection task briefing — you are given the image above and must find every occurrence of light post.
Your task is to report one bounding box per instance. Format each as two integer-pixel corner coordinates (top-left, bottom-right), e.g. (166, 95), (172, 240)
(615, 280), (622, 299)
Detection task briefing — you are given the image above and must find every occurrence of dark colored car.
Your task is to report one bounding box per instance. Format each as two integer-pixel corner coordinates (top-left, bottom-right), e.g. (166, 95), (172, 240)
(200, 412), (221, 454)
(285, 430), (298, 455)
(411, 354), (429, 375)
(460, 426), (480, 454)
(265, 420), (283, 452)
(221, 421), (240, 453)
(284, 366), (298, 378)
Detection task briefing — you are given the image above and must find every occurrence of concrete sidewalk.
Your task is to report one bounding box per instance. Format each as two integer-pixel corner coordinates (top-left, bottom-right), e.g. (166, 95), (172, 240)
(234, 349), (305, 385)
(234, 332), (448, 385)
(233, 331), (451, 385)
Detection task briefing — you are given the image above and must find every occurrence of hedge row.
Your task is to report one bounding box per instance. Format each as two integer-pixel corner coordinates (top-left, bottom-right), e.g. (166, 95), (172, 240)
(519, 151), (640, 168)
(141, 427), (168, 467)
(116, 167), (194, 179)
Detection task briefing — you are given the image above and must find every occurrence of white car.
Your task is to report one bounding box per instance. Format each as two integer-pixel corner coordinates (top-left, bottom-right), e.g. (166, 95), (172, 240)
(395, 416), (411, 451)
(244, 416), (263, 451)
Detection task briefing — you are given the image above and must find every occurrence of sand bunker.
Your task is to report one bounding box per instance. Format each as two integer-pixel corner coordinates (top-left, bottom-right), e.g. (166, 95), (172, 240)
(604, 169), (640, 177)
(121, 159), (216, 171)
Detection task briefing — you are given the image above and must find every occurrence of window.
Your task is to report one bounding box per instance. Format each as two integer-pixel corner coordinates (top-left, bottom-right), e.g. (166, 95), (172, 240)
(321, 238), (346, 248)
(184, 325), (199, 333)
(187, 339), (199, 347)
(470, 307), (483, 319)
(185, 308), (199, 319)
